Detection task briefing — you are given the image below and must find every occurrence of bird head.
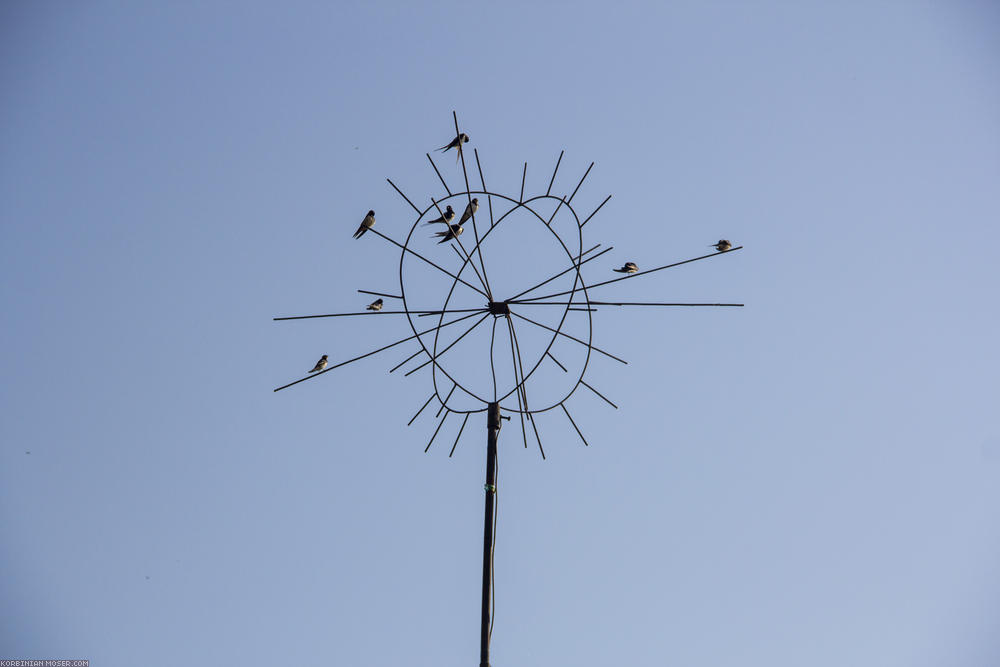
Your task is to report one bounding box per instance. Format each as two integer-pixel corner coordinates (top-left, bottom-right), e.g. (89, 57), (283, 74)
(367, 210), (375, 217)
(471, 197), (478, 204)
(461, 134), (470, 143)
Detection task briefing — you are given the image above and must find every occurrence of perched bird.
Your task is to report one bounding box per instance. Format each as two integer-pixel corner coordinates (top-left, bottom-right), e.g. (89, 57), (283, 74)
(435, 224), (464, 243)
(458, 198), (479, 225)
(438, 133), (470, 162)
(613, 262), (638, 274)
(712, 239), (732, 252)
(309, 355), (328, 373)
(424, 205), (455, 225)
(366, 298), (383, 311)
(353, 210), (376, 239)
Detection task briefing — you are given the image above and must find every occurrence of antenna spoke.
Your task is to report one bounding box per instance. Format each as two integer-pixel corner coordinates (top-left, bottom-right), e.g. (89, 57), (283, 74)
(505, 245), (611, 302)
(546, 351), (568, 373)
(516, 247), (743, 303)
(509, 316), (545, 459)
(274, 310), (483, 392)
(424, 411), (449, 453)
(436, 383), (457, 417)
(408, 394), (435, 426)
(389, 348), (425, 374)
(580, 194), (611, 228)
(546, 150), (564, 197)
(580, 380), (618, 410)
(426, 153), (452, 195)
(368, 228), (489, 299)
(509, 311), (628, 365)
(386, 178), (421, 215)
(358, 289), (403, 300)
(454, 112), (494, 299)
(509, 301), (745, 308)
(567, 162), (594, 204)
(560, 404), (589, 447)
(449, 413), (471, 458)
(404, 313), (491, 377)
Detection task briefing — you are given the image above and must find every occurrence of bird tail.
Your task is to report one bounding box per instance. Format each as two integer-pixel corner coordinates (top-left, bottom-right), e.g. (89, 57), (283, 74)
(613, 268), (626, 272)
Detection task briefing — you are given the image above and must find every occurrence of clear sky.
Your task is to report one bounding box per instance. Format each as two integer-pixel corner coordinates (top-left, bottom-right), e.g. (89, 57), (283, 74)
(2, 2), (999, 665)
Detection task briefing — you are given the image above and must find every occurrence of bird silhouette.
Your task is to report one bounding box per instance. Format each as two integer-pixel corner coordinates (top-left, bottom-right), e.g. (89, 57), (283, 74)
(424, 205), (455, 226)
(309, 355), (328, 373)
(435, 224), (464, 243)
(353, 210), (375, 239)
(711, 239), (732, 252)
(613, 262), (638, 274)
(438, 133), (470, 163)
(366, 298), (383, 311)
(458, 198), (479, 225)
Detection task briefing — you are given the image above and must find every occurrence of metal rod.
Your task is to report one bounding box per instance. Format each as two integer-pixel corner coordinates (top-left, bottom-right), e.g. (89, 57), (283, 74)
(454, 112), (494, 299)
(481, 403), (500, 667)
(474, 149), (495, 231)
(580, 194), (611, 227)
(449, 412), (470, 458)
(368, 228), (490, 299)
(546, 351), (568, 372)
(404, 313), (490, 377)
(424, 411), (449, 453)
(516, 246), (744, 303)
(275, 310), (448, 321)
(509, 301), (745, 307)
(505, 245), (613, 302)
(510, 317), (545, 459)
(417, 308), (489, 317)
(426, 153), (452, 195)
(273, 310), (482, 392)
(545, 196), (566, 226)
(546, 150), (564, 196)
(509, 311), (628, 365)
(386, 178), (422, 215)
(580, 380), (618, 409)
(561, 404), (589, 447)
(429, 196), (491, 298)
(389, 348), (424, 373)
(567, 162), (594, 204)
(408, 394), (435, 426)
(519, 162), (527, 202)
(489, 317), (499, 402)
(505, 318), (529, 449)
(436, 383), (457, 417)
(357, 289), (403, 300)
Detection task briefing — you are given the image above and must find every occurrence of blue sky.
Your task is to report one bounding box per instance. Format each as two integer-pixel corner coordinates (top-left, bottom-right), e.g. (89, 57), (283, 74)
(2, 2), (998, 665)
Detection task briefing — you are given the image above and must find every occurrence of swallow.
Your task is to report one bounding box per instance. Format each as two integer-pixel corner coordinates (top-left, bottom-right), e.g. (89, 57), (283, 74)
(366, 298), (383, 311)
(424, 205), (455, 225)
(711, 239), (732, 252)
(353, 210), (375, 239)
(435, 224), (464, 243)
(458, 198), (479, 225)
(613, 262), (638, 273)
(438, 132), (470, 162)
(309, 355), (328, 373)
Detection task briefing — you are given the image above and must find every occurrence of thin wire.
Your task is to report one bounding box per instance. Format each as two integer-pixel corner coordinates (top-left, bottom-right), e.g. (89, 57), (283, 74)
(508, 315), (546, 459)
(369, 227), (489, 299)
(504, 316), (528, 449)
(546, 150), (564, 196)
(426, 153), (452, 195)
(505, 245), (613, 302)
(453, 111), (494, 299)
(489, 317), (498, 402)
(385, 178), (422, 214)
(436, 384), (457, 417)
(405, 313), (490, 377)
(516, 246), (744, 303)
(448, 413), (470, 458)
(566, 162), (594, 204)
(274, 310), (483, 392)
(510, 310), (628, 365)
(508, 301), (745, 308)
(580, 194), (611, 227)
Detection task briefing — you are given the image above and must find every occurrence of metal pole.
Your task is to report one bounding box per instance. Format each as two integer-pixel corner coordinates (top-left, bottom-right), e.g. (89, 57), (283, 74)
(481, 402), (500, 667)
